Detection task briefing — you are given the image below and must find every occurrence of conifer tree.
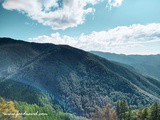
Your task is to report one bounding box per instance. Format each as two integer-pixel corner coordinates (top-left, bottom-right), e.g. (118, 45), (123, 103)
(126, 107), (132, 120)
(151, 102), (159, 120)
(141, 107), (148, 120)
(116, 101), (120, 120)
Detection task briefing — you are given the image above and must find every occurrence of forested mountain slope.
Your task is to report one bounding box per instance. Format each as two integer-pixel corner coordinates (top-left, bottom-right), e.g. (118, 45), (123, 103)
(0, 38), (160, 117)
(91, 51), (160, 80)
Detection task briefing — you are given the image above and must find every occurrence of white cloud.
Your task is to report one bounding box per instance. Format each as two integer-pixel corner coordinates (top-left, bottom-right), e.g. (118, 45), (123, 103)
(43, 0), (59, 11)
(107, 0), (123, 8)
(2, 0), (104, 30)
(2, 0), (124, 30)
(29, 23), (160, 55)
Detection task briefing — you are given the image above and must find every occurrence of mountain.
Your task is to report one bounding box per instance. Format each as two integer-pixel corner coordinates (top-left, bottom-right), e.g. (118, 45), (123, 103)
(91, 51), (160, 80)
(0, 38), (160, 117)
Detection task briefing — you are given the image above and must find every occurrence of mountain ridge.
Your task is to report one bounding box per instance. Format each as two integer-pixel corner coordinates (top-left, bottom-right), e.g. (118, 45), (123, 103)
(0, 38), (160, 117)
(91, 51), (160, 80)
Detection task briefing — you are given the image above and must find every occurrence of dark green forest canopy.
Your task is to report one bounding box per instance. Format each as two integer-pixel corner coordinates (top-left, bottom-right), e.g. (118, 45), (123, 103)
(0, 38), (160, 118)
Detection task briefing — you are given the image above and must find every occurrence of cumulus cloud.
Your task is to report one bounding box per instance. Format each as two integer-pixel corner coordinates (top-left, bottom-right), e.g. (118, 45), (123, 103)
(107, 0), (123, 8)
(2, 0), (123, 30)
(2, 0), (104, 30)
(29, 23), (160, 55)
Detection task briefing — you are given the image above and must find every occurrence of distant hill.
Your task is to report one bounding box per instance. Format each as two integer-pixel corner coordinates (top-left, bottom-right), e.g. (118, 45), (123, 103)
(0, 38), (160, 117)
(91, 51), (160, 80)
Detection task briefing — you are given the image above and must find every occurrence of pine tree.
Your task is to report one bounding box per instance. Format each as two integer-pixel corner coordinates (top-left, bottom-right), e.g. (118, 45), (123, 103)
(123, 101), (128, 120)
(126, 107), (132, 120)
(137, 109), (142, 120)
(141, 107), (148, 120)
(119, 100), (128, 120)
(116, 101), (120, 120)
(158, 104), (160, 120)
(150, 102), (158, 120)
(119, 101), (123, 120)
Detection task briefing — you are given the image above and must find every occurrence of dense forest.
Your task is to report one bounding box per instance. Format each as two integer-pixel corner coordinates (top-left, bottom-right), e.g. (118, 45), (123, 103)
(0, 39), (160, 120)
(0, 97), (70, 120)
(92, 100), (160, 120)
(1, 38), (160, 117)
(1, 96), (160, 120)
(91, 51), (160, 80)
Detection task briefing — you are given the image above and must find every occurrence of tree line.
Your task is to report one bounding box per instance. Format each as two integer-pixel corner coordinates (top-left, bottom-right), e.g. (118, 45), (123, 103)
(1, 96), (160, 120)
(91, 100), (160, 120)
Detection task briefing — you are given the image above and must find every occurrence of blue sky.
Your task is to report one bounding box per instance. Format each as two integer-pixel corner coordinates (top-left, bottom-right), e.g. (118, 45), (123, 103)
(0, 0), (160, 54)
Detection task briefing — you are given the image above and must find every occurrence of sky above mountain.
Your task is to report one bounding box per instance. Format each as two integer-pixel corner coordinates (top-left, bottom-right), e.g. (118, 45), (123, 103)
(0, 0), (160, 55)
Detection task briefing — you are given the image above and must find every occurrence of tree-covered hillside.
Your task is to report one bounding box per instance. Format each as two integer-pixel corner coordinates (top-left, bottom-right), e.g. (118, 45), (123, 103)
(91, 100), (160, 120)
(91, 51), (160, 80)
(0, 38), (160, 118)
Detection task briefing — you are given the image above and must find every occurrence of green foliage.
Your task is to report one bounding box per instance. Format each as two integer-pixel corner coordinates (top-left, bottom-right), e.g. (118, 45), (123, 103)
(0, 97), (70, 120)
(0, 38), (160, 117)
(91, 51), (160, 79)
(149, 102), (160, 120)
(0, 97), (22, 120)
(91, 104), (118, 120)
(116, 100), (128, 120)
(116, 100), (160, 120)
